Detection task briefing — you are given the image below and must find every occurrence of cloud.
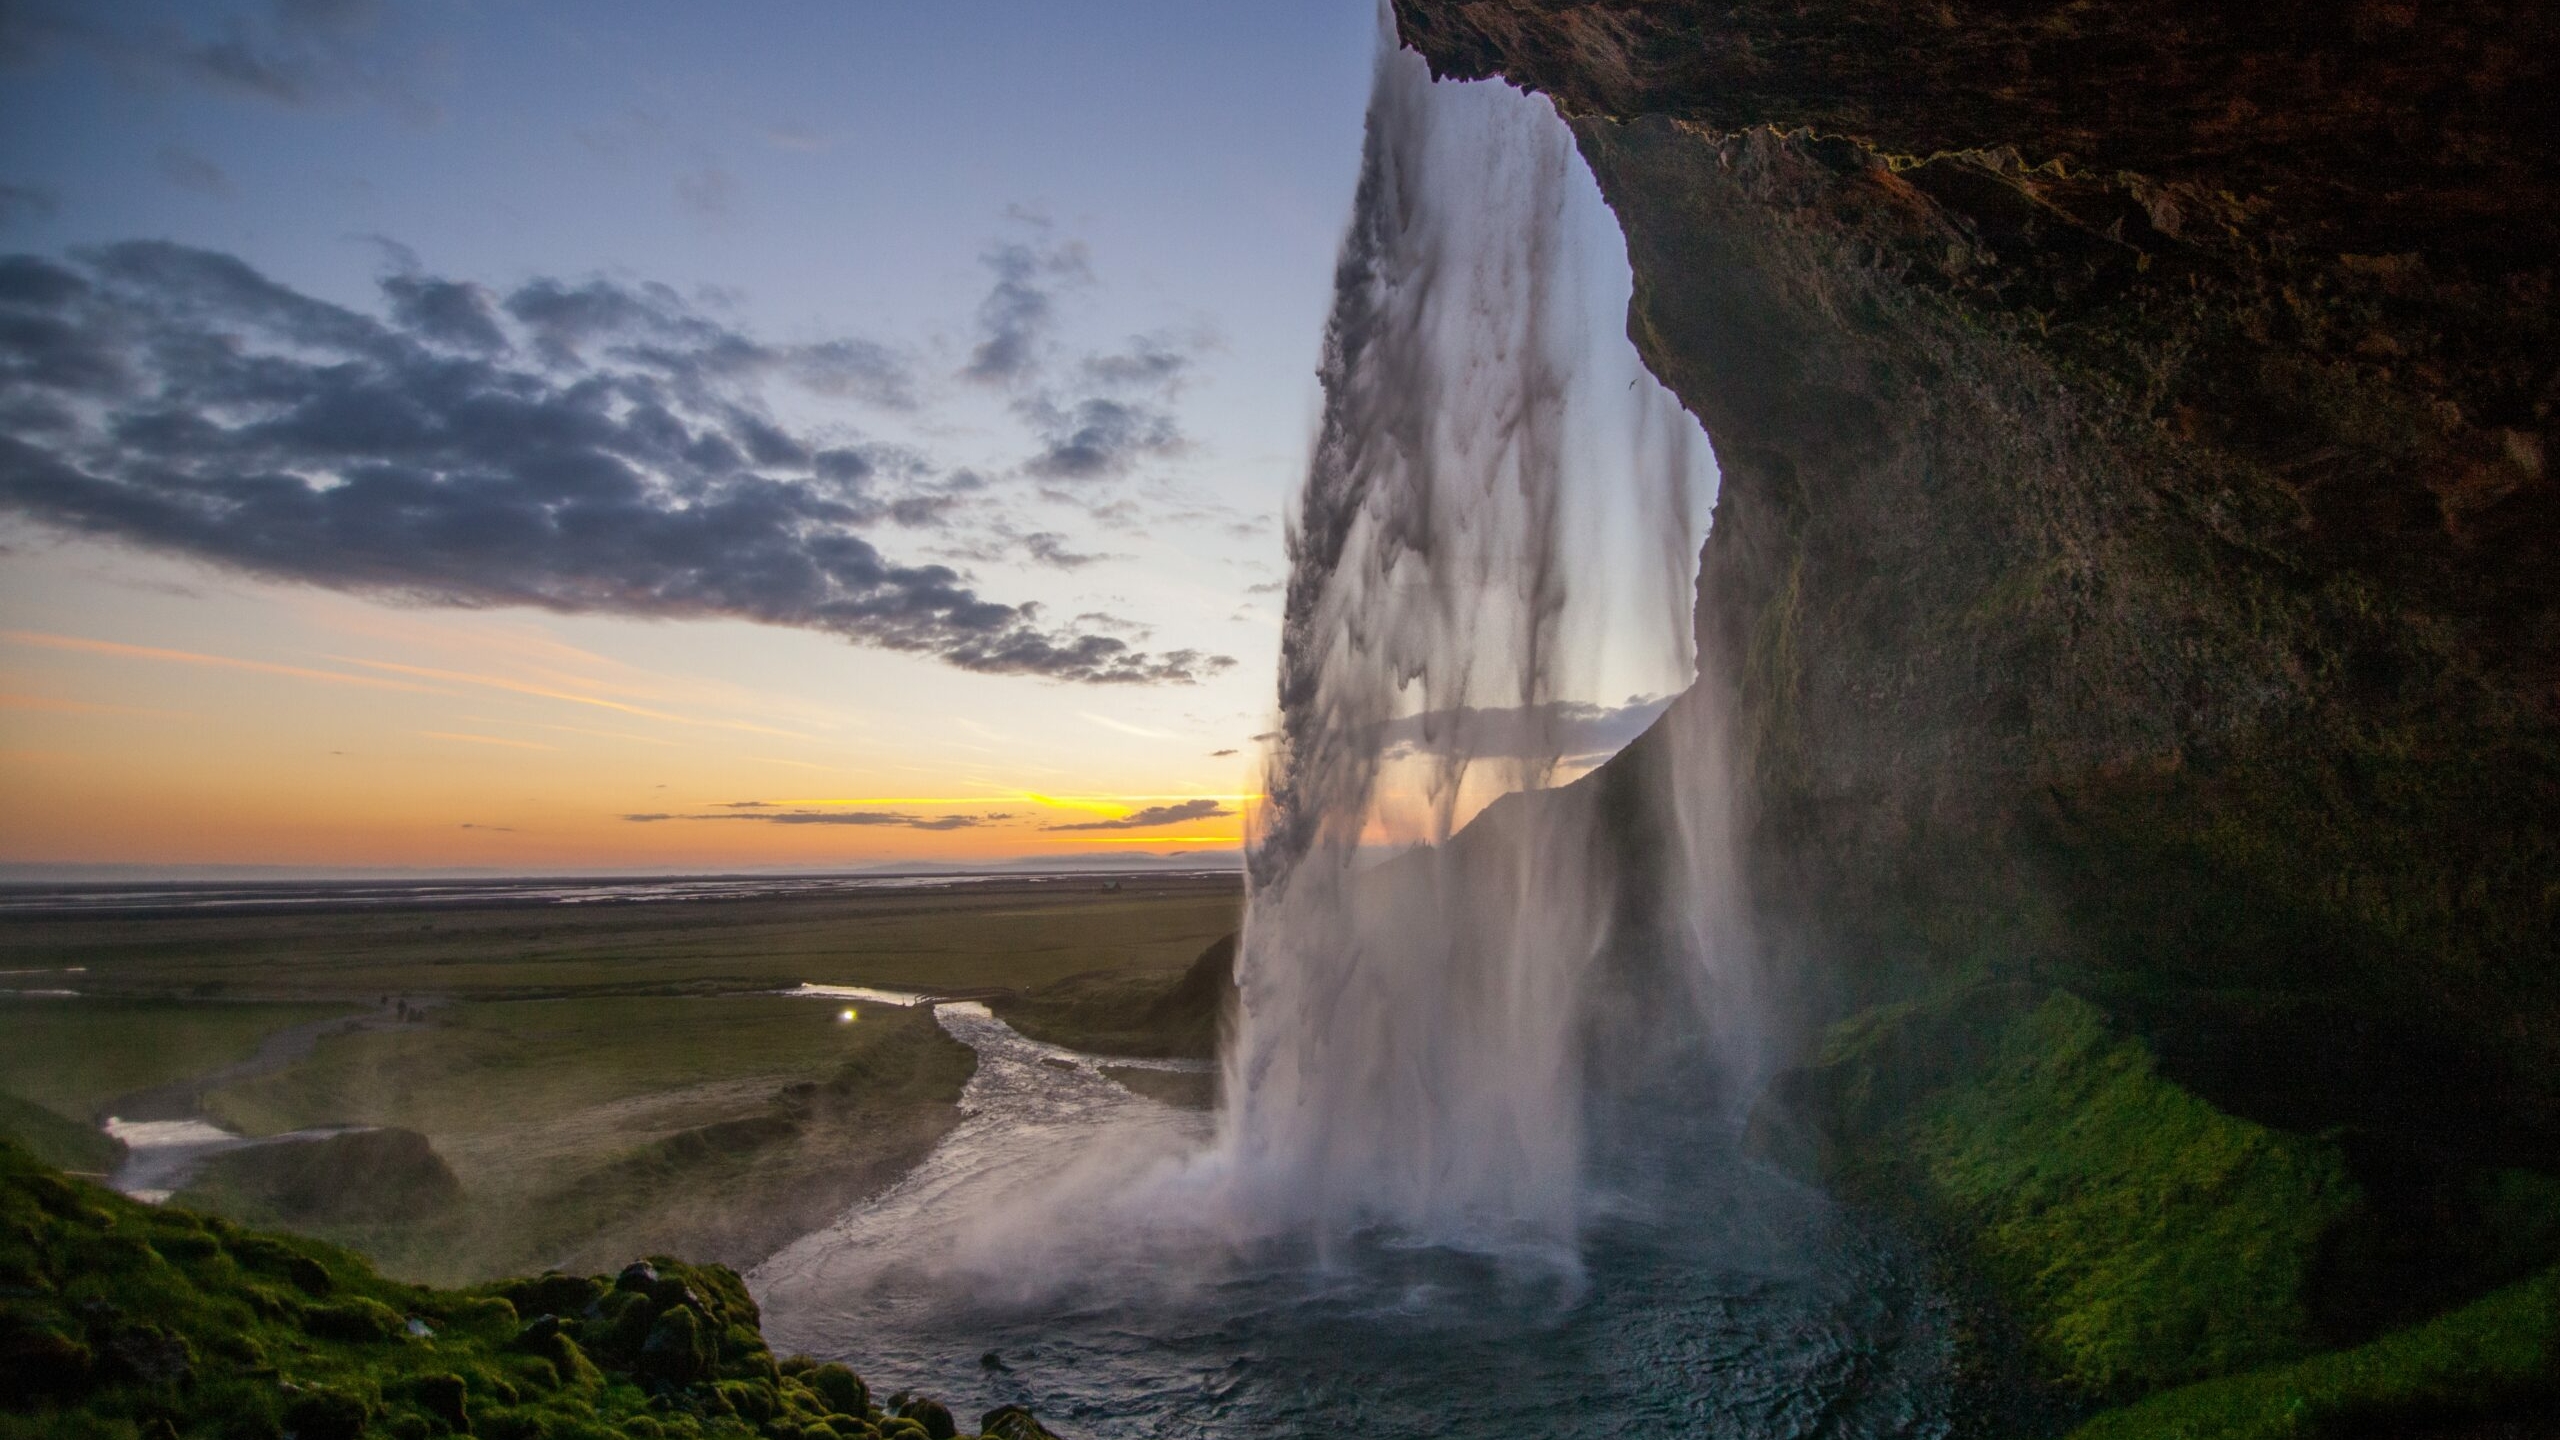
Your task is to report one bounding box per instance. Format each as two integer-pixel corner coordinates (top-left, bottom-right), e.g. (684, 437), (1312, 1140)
(622, 809), (995, 831)
(1, 0), (436, 122)
(155, 144), (234, 199)
(1071, 611), (1151, 640)
(1208, 748), (1238, 757)
(0, 184), (58, 227)
(1018, 395), (1183, 481)
(948, 215), (1218, 486)
(961, 232), (1088, 386)
(1080, 332), (1201, 393)
(675, 165), (736, 218)
(378, 273), (506, 352)
(1045, 797), (1233, 831)
(0, 242), (1232, 685)
(1376, 695), (1675, 762)
(421, 730), (554, 749)
(930, 524), (1124, 571)
(2, 627), (446, 694)
(762, 122), (829, 154)
(1023, 531), (1109, 569)
(1081, 711), (1178, 739)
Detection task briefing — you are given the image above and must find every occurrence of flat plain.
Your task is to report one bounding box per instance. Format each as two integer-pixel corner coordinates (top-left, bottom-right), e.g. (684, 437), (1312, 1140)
(0, 873), (1241, 1282)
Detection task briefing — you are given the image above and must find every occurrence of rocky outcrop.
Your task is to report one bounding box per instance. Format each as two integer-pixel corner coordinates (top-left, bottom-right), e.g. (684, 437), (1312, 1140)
(1391, 0), (2560, 1425)
(1394, 0), (2558, 1145)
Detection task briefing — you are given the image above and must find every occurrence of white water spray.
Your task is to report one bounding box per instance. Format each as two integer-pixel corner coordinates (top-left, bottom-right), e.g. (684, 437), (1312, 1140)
(1221, 36), (1752, 1259)
(745, 41), (1956, 1431)
(758, 34), (1759, 1342)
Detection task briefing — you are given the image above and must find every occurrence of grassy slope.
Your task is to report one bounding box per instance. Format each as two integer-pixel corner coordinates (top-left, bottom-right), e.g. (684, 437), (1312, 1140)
(1762, 988), (2560, 1432)
(0, 1142), (1063, 1440)
(198, 1004), (974, 1284)
(990, 932), (1234, 1059)
(0, 998), (356, 1122)
(0, 1092), (120, 1175)
(208, 997), (913, 1148)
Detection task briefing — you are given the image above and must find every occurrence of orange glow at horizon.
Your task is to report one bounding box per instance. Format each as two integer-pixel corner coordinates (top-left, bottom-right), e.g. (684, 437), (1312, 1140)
(0, 591), (1273, 871)
(1059, 835), (1244, 844)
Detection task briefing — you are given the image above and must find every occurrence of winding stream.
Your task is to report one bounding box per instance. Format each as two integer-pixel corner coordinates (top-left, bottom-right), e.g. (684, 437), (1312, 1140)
(751, 1004), (1952, 1438)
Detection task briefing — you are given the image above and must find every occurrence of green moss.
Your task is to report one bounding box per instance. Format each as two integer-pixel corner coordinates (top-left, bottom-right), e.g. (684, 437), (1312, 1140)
(1773, 989), (2363, 1399)
(1908, 994), (2357, 1392)
(0, 1141), (1049, 1440)
(2066, 1264), (2560, 1439)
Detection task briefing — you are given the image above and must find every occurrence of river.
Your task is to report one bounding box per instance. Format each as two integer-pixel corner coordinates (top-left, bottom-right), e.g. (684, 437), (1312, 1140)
(751, 1003), (1953, 1438)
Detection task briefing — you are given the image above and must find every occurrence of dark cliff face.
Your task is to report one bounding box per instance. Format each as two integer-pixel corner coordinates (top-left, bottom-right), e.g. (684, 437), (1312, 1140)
(1391, 2), (2560, 1147)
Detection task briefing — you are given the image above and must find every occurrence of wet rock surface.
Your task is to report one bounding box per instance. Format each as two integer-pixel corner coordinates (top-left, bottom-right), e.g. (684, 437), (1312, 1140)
(1393, 0), (2560, 1148)
(1391, 0), (2560, 1429)
(1392, 0), (2560, 1086)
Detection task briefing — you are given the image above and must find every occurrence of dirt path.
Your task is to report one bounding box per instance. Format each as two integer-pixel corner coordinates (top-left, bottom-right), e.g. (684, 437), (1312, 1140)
(102, 998), (436, 1123)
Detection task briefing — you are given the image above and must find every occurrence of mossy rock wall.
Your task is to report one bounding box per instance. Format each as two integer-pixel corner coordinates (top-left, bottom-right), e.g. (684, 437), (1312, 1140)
(1752, 990), (2560, 1431)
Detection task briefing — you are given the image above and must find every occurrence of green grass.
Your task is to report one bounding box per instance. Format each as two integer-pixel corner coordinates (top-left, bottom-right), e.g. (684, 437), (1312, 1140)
(1908, 993), (2356, 1393)
(197, 1001), (975, 1284)
(493, 1010), (976, 1283)
(178, 1129), (464, 1231)
(0, 886), (1232, 1283)
(0, 998), (356, 1123)
(0, 1141), (1063, 1440)
(990, 931), (1234, 1058)
(2067, 1264), (2560, 1439)
(208, 996), (907, 1151)
(0, 1092), (120, 1175)
(1777, 986), (2560, 1427)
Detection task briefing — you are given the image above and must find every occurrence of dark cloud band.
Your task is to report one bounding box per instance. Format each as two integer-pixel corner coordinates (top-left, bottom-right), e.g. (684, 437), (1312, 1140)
(1044, 797), (1234, 831)
(0, 243), (1231, 685)
(622, 810), (997, 831)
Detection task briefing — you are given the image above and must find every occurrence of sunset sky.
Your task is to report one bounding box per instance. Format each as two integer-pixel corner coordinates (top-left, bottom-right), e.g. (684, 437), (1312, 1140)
(0, 1), (1696, 874)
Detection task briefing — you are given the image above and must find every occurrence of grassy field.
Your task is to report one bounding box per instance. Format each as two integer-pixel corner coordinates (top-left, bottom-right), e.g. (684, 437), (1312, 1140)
(0, 876), (1242, 1283)
(0, 997), (357, 1124)
(184, 1002), (977, 1284)
(210, 995), (915, 1148)
(194, 995), (976, 1282)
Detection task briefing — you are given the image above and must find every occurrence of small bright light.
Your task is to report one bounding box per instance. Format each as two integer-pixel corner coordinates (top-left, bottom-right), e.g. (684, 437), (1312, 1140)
(837, 1008), (857, 1023)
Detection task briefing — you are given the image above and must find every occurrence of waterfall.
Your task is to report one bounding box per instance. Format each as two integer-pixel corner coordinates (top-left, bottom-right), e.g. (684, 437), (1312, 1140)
(1221, 32), (1751, 1262)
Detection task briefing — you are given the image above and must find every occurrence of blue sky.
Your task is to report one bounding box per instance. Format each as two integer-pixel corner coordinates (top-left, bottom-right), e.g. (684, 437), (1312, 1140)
(0, 1), (1702, 872)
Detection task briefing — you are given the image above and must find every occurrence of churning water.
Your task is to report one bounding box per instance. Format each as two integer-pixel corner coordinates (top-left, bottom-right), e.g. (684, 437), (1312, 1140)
(753, 32), (1952, 1437)
(753, 1005), (1950, 1438)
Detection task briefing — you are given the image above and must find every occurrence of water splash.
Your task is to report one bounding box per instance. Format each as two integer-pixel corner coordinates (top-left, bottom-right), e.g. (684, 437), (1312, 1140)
(1223, 33), (1746, 1260)
(759, 24), (1763, 1339)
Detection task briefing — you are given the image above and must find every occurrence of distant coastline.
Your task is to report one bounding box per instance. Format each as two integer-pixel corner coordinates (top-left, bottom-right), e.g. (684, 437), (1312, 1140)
(0, 859), (1243, 918)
